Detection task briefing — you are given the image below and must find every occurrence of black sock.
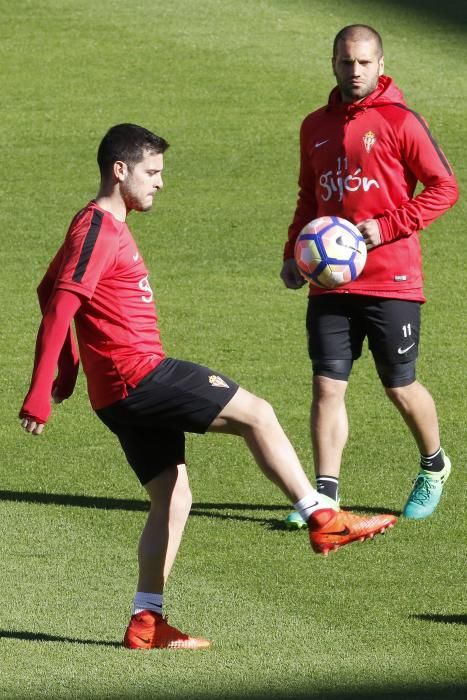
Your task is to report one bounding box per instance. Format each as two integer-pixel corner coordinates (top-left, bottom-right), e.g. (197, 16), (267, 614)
(316, 475), (339, 501)
(420, 448), (444, 472)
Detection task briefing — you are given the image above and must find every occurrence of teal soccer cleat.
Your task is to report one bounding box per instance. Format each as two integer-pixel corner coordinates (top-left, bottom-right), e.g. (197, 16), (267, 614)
(402, 451), (451, 520)
(284, 511), (308, 530)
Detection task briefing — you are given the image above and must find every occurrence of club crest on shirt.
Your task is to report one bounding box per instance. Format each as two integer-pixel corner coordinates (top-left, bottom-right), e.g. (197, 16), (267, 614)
(363, 130), (377, 153)
(208, 375), (230, 388)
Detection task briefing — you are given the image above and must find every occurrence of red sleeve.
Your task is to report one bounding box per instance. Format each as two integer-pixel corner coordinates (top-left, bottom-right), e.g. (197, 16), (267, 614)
(37, 244), (65, 311)
(284, 119), (319, 260)
(19, 290), (82, 425)
(377, 110), (459, 242)
(36, 244), (80, 401)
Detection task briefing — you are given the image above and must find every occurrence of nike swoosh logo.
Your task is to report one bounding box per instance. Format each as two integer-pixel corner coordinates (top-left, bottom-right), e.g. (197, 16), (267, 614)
(325, 526), (350, 536)
(314, 139), (329, 148)
(397, 343), (415, 354)
(336, 235), (359, 252)
(133, 252), (140, 261)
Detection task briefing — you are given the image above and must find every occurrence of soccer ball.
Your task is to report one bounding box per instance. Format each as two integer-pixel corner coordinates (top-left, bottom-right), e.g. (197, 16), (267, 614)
(294, 216), (367, 288)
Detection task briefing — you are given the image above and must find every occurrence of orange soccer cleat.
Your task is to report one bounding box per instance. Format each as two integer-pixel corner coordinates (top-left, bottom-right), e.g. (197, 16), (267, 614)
(123, 610), (211, 650)
(308, 508), (396, 556)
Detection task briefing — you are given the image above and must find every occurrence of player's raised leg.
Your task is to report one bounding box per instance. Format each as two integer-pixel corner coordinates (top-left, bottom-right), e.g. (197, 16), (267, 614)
(209, 387), (396, 555)
(123, 464), (210, 650)
(210, 387), (316, 501)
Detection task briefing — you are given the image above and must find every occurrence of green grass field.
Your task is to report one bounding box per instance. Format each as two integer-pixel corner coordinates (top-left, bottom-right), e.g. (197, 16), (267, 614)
(1, 1), (466, 698)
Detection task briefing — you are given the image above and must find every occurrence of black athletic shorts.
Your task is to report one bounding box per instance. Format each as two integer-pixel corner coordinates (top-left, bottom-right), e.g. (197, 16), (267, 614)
(306, 295), (421, 386)
(95, 358), (239, 485)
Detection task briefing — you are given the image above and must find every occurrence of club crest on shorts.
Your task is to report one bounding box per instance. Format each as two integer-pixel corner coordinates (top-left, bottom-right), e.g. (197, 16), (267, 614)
(208, 375), (230, 388)
(363, 130), (377, 153)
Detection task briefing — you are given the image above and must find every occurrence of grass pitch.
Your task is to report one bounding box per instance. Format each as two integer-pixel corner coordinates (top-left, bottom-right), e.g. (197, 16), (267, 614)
(1, 1), (466, 698)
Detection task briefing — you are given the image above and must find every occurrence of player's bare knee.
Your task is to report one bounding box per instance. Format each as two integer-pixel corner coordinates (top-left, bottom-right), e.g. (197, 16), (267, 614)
(313, 374), (348, 403)
(384, 383), (416, 410)
(246, 396), (277, 432)
(168, 481), (192, 524)
(145, 465), (192, 520)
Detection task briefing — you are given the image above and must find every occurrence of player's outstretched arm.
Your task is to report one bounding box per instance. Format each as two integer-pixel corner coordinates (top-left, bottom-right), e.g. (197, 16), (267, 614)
(36, 261), (81, 403)
(19, 289), (82, 435)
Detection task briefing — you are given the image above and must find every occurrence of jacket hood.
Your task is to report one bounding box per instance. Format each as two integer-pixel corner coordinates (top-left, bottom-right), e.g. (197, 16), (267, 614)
(327, 75), (405, 111)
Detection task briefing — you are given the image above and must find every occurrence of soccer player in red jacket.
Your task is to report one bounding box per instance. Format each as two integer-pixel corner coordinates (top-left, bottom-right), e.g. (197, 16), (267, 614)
(281, 25), (458, 529)
(19, 123), (396, 650)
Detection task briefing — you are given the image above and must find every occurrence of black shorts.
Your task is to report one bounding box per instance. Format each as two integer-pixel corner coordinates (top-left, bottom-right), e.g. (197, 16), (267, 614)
(306, 295), (421, 387)
(95, 358), (239, 485)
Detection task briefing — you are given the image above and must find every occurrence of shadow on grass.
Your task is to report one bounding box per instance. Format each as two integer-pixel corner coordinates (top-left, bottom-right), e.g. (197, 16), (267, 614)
(0, 628), (120, 648)
(411, 613), (467, 625)
(1, 630), (465, 699)
(1, 629), (466, 700)
(224, 690), (466, 700)
(0, 490), (401, 525)
(205, 689), (467, 700)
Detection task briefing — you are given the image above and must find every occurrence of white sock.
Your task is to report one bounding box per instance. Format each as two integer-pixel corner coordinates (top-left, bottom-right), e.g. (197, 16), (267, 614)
(132, 592), (164, 616)
(294, 492), (335, 522)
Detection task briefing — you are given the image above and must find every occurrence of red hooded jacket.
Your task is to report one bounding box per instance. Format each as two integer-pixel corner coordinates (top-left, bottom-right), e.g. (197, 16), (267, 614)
(284, 76), (459, 301)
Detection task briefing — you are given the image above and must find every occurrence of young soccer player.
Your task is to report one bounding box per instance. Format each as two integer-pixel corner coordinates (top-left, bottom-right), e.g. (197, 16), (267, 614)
(20, 123), (396, 650)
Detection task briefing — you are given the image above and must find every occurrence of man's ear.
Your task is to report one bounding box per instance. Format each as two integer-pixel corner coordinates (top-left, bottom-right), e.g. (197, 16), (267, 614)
(113, 160), (128, 182)
(378, 56), (384, 76)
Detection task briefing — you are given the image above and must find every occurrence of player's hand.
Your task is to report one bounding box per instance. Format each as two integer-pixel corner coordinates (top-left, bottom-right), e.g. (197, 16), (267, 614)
(19, 393), (51, 434)
(20, 417), (45, 435)
(356, 219), (382, 250)
(280, 258), (307, 289)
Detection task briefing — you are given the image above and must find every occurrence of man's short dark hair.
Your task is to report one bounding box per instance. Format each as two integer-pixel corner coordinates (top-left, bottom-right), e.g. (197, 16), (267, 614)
(97, 123), (169, 178)
(333, 24), (383, 59)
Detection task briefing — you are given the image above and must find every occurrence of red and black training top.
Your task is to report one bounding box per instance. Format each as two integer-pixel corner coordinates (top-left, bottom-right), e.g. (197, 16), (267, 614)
(21, 201), (165, 423)
(285, 75), (459, 300)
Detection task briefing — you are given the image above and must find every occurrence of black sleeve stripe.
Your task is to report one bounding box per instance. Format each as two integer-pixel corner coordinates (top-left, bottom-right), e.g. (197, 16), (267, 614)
(72, 209), (104, 283)
(391, 103), (452, 176)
